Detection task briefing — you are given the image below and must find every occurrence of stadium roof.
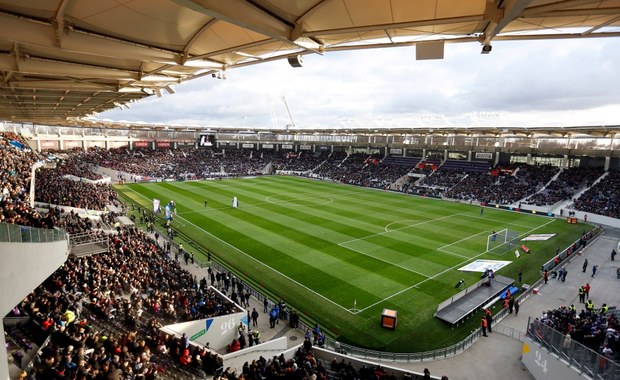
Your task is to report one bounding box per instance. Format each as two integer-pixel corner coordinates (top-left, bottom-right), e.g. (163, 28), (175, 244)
(1, 0), (620, 126)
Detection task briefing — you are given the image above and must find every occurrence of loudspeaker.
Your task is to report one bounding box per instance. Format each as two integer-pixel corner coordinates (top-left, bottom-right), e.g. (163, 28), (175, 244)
(287, 55), (303, 68)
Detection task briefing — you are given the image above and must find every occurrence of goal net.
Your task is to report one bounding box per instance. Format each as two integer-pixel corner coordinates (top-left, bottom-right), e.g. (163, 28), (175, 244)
(486, 229), (520, 255)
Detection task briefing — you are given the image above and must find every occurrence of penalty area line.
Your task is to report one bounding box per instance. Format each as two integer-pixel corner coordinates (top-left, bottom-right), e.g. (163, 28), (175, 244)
(340, 212), (463, 245)
(356, 217), (558, 314)
(338, 242), (431, 279)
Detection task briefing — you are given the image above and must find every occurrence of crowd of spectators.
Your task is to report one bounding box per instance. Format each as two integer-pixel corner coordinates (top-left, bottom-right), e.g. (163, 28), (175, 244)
(0, 133), (60, 228)
(42, 150), (105, 180)
(309, 152), (347, 179)
(418, 169), (467, 189)
(219, 148), (281, 176)
(34, 169), (118, 211)
(573, 170), (620, 219)
(482, 164), (559, 205)
(15, 223), (252, 379)
(312, 153), (370, 183)
(532, 304), (620, 360)
(312, 153), (413, 189)
(444, 164), (559, 205)
(82, 147), (223, 180)
(5, 133), (620, 221)
(273, 151), (329, 172)
(444, 172), (497, 202)
(72, 144), (619, 214)
(527, 167), (604, 206)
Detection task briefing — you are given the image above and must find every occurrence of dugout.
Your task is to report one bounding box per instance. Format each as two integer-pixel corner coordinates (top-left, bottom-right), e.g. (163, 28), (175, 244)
(434, 275), (515, 325)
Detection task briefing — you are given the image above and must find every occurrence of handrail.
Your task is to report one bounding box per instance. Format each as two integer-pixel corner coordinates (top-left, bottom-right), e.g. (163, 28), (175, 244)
(0, 223), (67, 243)
(324, 328), (483, 363)
(68, 231), (107, 246)
(526, 317), (620, 378)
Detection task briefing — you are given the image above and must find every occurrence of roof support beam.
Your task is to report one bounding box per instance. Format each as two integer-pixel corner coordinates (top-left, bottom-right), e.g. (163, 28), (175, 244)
(182, 19), (219, 63)
(303, 15), (484, 37)
(0, 53), (140, 81)
(53, 0), (71, 48)
(481, 0), (534, 45)
(296, 0), (332, 24)
(582, 15), (620, 34)
(187, 39), (273, 62)
(525, 7), (620, 18)
(522, 0), (609, 17)
(0, 11), (183, 64)
(172, 0), (321, 54)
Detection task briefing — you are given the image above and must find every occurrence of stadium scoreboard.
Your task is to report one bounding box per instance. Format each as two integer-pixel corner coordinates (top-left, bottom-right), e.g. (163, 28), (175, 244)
(198, 134), (216, 147)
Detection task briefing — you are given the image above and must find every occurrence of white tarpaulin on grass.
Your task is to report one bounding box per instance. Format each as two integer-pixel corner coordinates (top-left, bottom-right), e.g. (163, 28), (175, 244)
(521, 233), (556, 241)
(458, 259), (512, 272)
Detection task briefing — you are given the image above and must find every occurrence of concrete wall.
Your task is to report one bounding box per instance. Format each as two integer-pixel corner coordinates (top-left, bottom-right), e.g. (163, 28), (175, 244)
(221, 337), (288, 369)
(521, 336), (584, 380)
(0, 240), (69, 315)
(160, 311), (248, 350)
(0, 238), (69, 380)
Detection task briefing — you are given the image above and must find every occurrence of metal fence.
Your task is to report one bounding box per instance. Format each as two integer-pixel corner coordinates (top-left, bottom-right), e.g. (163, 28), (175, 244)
(321, 328), (483, 363)
(0, 223), (66, 243)
(527, 317), (620, 380)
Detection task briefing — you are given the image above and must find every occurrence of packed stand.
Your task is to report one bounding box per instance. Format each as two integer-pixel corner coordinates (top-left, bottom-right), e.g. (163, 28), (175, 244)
(34, 168), (118, 211)
(312, 153), (412, 188)
(482, 164), (559, 205)
(82, 146), (223, 180)
(530, 304), (620, 360)
(83, 147), (285, 179)
(218, 343), (327, 380)
(273, 151), (329, 172)
(444, 172), (497, 202)
(444, 164), (558, 205)
(42, 149), (105, 180)
(219, 148), (283, 176)
(418, 169), (467, 189)
(573, 170), (620, 218)
(0, 132), (62, 228)
(13, 225), (251, 379)
(359, 158), (415, 189)
(310, 151), (348, 179)
(527, 167), (604, 206)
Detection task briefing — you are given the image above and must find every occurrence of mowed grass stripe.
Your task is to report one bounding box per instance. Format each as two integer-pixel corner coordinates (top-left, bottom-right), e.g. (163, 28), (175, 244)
(217, 178), (455, 225)
(179, 183), (396, 246)
(131, 180), (483, 280)
(183, 182), (387, 241)
(180, 205), (428, 289)
(181, 180), (434, 240)
(207, 176), (461, 227)
(127, 181), (430, 305)
(175, 210), (425, 306)
(122, 183), (397, 308)
(116, 176), (591, 351)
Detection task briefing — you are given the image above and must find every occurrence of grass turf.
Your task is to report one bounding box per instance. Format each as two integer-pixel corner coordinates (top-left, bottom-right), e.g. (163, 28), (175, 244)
(115, 175), (590, 352)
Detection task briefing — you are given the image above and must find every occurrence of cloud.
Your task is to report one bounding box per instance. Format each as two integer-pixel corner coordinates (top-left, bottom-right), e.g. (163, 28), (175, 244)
(99, 38), (620, 129)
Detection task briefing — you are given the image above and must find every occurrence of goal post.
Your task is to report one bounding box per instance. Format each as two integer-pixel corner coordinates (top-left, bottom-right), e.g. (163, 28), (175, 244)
(486, 229), (520, 255)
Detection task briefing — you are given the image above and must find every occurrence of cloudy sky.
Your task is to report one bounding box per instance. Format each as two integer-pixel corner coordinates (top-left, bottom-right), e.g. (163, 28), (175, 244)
(99, 37), (620, 130)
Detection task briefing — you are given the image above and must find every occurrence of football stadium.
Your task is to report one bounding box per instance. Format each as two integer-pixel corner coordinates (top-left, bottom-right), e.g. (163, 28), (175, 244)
(1, 2), (620, 380)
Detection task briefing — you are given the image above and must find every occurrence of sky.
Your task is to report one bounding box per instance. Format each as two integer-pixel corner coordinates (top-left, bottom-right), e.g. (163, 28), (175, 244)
(98, 37), (620, 130)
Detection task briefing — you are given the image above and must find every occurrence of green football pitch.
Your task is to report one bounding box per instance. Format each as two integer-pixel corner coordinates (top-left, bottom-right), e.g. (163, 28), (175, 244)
(115, 175), (589, 352)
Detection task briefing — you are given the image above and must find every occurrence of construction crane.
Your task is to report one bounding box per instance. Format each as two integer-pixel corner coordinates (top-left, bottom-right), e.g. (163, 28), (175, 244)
(267, 95), (297, 130)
